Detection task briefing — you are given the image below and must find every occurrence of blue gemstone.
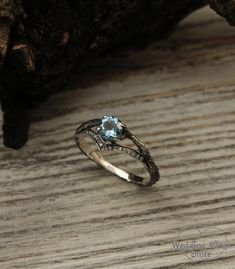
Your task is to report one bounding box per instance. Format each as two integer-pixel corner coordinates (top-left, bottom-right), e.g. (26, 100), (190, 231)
(99, 116), (124, 140)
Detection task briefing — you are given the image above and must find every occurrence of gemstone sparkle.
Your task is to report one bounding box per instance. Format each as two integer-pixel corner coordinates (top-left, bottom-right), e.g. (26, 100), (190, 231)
(99, 116), (124, 141)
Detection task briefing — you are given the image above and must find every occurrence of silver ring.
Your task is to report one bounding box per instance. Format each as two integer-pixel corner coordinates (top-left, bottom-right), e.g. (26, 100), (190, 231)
(74, 115), (160, 186)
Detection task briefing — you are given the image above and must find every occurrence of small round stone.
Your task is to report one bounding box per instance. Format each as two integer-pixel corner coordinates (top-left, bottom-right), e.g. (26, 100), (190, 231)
(99, 116), (124, 141)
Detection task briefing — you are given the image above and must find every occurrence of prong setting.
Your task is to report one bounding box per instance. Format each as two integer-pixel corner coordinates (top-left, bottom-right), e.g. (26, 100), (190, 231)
(98, 115), (124, 141)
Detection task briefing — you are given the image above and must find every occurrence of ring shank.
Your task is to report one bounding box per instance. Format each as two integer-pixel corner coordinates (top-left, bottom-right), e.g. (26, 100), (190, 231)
(89, 151), (143, 183)
(76, 129), (159, 186)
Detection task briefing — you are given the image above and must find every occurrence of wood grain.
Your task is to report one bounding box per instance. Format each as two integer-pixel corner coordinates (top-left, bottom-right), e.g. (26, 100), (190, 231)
(1, 7), (235, 269)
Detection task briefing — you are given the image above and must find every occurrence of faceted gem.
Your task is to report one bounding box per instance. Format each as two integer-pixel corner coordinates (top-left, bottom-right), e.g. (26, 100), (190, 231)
(99, 116), (124, 141)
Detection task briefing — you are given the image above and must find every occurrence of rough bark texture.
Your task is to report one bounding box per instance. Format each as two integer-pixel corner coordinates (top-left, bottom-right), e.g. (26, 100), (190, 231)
(0, 0), (232, 149)
(209, 0), (235, 25)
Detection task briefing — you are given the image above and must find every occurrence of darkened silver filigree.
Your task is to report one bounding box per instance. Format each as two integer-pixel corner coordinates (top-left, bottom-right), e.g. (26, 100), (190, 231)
(74, 117), (160, 186)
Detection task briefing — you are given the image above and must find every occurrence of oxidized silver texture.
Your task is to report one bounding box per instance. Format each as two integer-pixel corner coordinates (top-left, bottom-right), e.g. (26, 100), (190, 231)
(74, 118), (160, 186)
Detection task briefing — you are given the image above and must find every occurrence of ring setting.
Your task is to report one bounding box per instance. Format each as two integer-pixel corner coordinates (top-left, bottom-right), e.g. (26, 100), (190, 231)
(74, 115), (160, 186)
(98, 115), (124, 141)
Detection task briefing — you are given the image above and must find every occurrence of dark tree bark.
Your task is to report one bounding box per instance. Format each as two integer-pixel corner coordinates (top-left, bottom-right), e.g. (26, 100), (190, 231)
(0, 0), (232, 149)
(209, 0), (235, 25)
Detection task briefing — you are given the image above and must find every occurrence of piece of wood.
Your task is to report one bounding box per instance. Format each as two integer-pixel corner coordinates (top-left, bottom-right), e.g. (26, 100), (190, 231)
(209, 0), (235, 25)
(0, 7), (235, 269)
(0, 0), (207, 149)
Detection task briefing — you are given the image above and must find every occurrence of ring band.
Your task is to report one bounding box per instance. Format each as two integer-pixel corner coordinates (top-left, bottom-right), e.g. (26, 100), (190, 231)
(74, 116), (160, 186)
